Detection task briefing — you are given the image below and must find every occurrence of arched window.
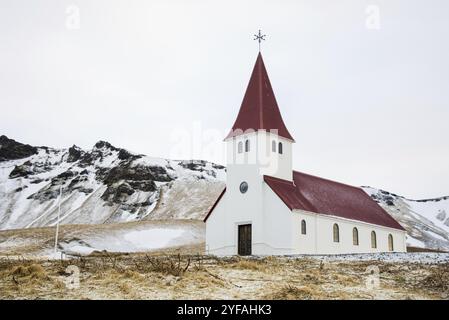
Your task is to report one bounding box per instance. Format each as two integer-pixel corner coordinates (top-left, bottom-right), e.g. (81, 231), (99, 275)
(333, 223), (339, 243)
(272, 140), (277, 152)
(278, 142), (283, 154)
(371, 231), (377, 249)
(245, 139), (250, 152)
(388, 234), (394, 251)
(237, 141), (243, 154)
(301, 220), (306, 235)
(353, 227), (359, 246)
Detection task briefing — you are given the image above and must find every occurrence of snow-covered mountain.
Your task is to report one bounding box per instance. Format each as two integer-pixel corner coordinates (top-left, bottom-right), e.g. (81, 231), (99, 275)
(0, 135), (225, 230)
(0, 135), (448, 251)
(363, 187), (449, 251)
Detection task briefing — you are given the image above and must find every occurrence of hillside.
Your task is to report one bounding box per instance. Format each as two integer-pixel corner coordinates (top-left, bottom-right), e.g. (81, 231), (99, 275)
(363, 187), (449, 251)
(0, 135), (225, 230)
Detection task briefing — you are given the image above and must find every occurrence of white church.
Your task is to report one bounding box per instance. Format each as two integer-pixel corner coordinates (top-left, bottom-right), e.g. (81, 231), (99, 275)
(204, 52), (407, 256)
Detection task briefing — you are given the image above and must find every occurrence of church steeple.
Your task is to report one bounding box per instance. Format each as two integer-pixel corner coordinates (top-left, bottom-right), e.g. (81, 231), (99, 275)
(226, 53), (294, 141)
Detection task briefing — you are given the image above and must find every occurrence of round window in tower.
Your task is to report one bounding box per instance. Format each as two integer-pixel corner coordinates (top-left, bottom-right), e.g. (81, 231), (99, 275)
(239, 181), (248, 194)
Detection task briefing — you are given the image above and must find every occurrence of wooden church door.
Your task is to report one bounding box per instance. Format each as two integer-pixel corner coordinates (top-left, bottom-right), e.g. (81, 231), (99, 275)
(238, 224), (252, 256)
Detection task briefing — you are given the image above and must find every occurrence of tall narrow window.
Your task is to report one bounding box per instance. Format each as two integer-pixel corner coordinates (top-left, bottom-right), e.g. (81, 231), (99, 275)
(301, 220), (306, 235)
(237, 141), (243, 154)
(353, 227), (359, 246)
(245, 139), (250, 152)
(278, 142), (283, 154)
(272, 140), (277, 152)
(333, 224), (339, 243)
(371, 231), (377, 248)
(388, 234), (394, 251)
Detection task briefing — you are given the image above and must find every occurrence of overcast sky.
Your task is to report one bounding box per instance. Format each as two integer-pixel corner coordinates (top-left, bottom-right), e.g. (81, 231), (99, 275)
(1, 0), (448, 199)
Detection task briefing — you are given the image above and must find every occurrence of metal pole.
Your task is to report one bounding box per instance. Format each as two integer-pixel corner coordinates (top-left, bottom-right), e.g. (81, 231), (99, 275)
(54, 185), (62, 254)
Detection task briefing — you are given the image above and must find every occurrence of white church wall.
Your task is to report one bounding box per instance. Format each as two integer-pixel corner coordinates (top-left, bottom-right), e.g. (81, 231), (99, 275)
(292, 211), (317, 254)
(205, 192), (230, 255)
(258, 183), (295, 255)
(294, 209), (407, 254)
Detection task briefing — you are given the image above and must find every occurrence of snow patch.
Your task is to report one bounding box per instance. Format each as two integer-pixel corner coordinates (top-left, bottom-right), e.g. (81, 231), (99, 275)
(123, 228), (184, 249)
(59, 227), (190, 256)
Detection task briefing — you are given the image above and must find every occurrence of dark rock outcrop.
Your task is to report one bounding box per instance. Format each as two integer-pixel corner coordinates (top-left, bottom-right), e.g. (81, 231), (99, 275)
(179, 160), (219, 178)
(179, 160), (208, 171)
(98, 164), (166, 205)
(212, 163), (226, 170)
(0, 135), (38, 161)
(67, 145), (83, 162)
(94, 141), (119, 151)
(118, 149), (142, 161)
(101, 182), (135, 203)
(9, 161), (34, 178)
(27, 187), (60, 202)
(101, 164), (173, 186)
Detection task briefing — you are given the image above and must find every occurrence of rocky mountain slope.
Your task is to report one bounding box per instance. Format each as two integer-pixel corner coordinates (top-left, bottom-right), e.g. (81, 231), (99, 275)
(0, 135), (225, 230)
(363, 187), (449, 251)
(1, 135), (448, 251)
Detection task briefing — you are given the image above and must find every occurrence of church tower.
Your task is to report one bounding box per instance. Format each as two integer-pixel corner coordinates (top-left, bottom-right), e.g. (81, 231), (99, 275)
(205, 52), (296, 255)
(225, 52), (295, 192)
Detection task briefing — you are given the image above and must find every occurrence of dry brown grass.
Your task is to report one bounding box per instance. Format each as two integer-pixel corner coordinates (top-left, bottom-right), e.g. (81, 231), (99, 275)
(266, 284), (320, 300)
(9, 263), (49, 283)
(226, 256), (286, 273)
(232, 259), (268, 271)
(0, 254), (447, 300)
(419, 265), (449, 295)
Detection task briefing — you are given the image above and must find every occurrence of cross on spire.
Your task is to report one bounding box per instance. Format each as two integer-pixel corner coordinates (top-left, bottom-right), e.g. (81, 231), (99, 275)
(253, 29), (266, 52)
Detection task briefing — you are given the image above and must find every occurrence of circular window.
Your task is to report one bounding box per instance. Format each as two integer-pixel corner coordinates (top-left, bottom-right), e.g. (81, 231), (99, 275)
(239, 181), (248, 194)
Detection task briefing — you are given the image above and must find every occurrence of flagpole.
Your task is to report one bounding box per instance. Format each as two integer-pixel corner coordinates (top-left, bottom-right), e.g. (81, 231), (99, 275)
(54, 185), (62, 254)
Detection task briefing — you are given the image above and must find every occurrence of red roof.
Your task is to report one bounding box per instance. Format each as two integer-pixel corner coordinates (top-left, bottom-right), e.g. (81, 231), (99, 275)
(204, 171), (404, 230)
(264, 172), (405, 231)
(225, 53), (294, 141)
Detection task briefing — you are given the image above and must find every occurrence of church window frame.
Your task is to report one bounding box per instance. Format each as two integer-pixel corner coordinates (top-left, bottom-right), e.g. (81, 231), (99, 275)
(237, 141), (243, 154)
(353, 227), (359, 246)
(301, 219), (306, 235)
(388, 234), (394, 251)
(333, 223), (340, 243)
(245, 139), (250, 152)
(371, 231), (377, 249)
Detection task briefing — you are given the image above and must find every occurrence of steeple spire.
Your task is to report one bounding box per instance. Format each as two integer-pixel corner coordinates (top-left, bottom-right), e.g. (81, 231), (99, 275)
(225, 53), (295, 141)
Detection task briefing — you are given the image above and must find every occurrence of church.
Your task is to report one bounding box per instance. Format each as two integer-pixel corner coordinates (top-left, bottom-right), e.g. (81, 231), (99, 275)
(204, 52), (407, 256)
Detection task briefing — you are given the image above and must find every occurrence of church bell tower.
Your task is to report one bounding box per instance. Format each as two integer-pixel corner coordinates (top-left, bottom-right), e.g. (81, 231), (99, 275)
(225, 52), (295, 186)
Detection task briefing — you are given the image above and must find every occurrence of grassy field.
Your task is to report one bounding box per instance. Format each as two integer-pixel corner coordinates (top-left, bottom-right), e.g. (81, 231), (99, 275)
(1, 221), (448, 300)
(1, 252), (448, 300)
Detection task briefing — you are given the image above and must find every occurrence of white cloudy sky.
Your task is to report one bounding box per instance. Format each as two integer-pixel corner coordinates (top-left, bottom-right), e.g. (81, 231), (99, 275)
(0, 0), (448, 199)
